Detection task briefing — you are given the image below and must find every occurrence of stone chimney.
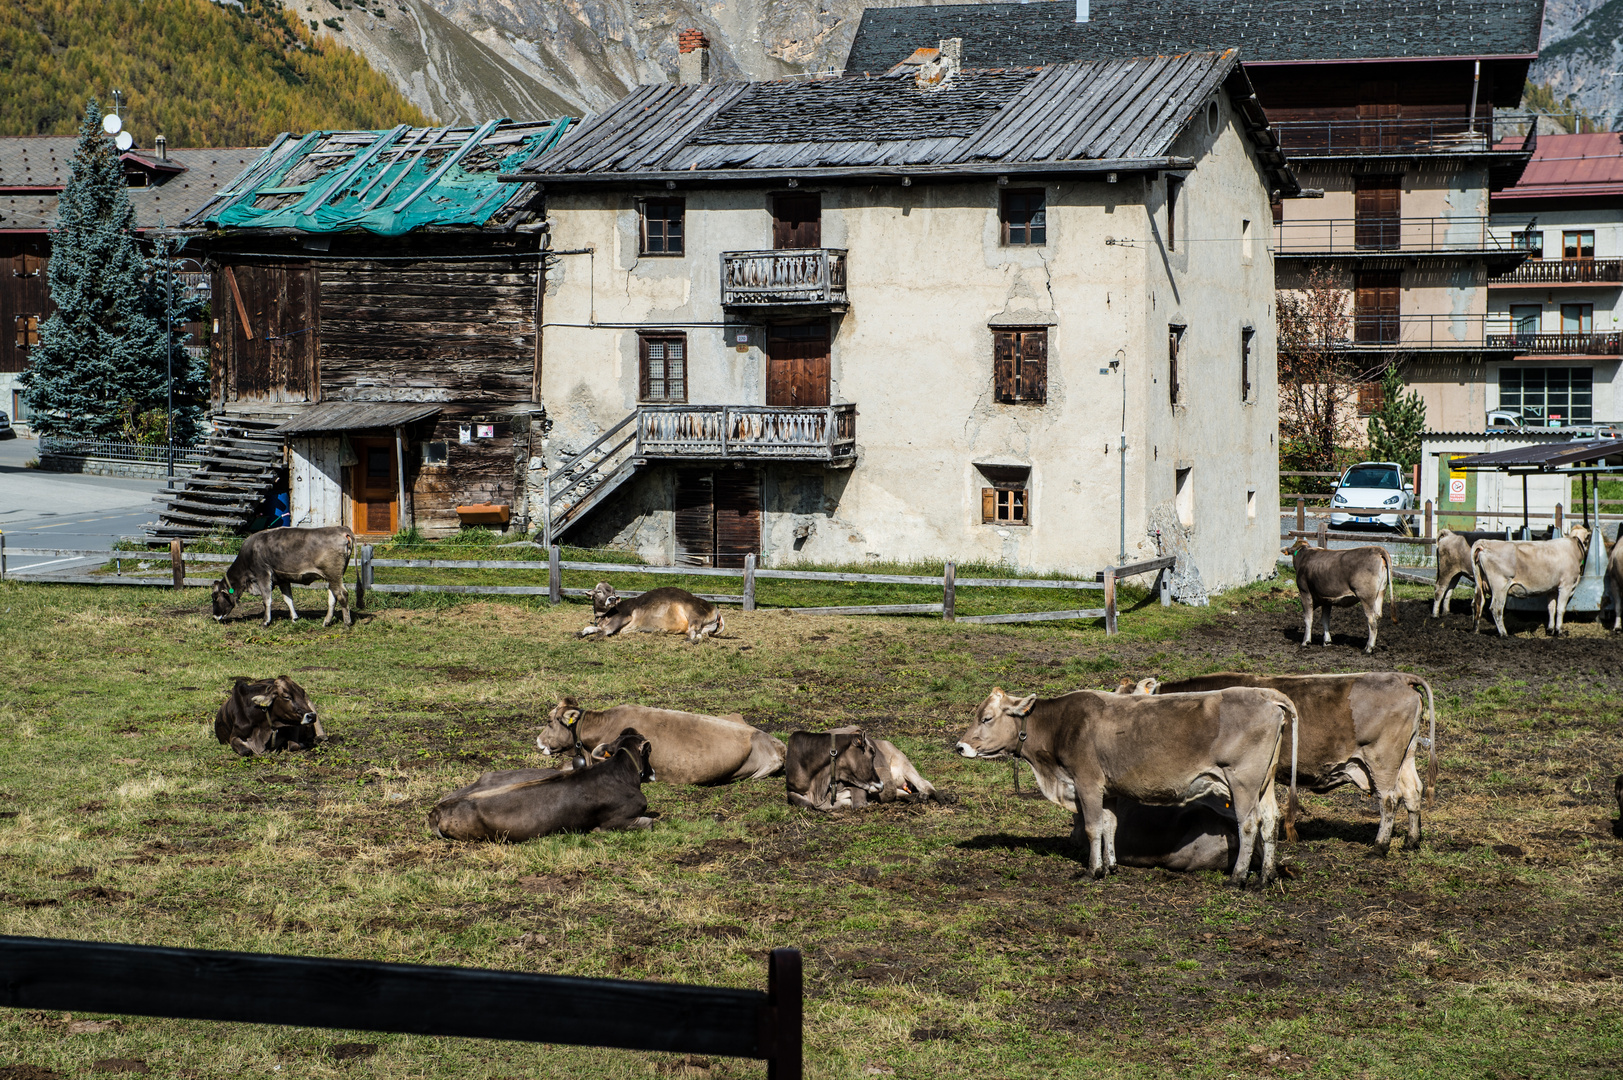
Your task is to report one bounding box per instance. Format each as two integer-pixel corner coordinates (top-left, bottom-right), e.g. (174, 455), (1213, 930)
(678, 29), (710, 84)
(155, 134), (167, 161)
(915, 37), (962, 88)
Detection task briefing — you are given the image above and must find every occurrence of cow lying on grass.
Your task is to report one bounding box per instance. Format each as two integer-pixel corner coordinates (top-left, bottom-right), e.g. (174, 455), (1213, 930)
(957, 686), (1293, 888)
(536, 698), (785, 785)
(579, 583), (725, 643)
(785, 730), (884, 811)
(211, 526), (355, 628)
(429, 729), (655, 841)
(1283, 540), (1395, 654)
(214, 676), (323, 757)
(1471, 526), (1591, 637)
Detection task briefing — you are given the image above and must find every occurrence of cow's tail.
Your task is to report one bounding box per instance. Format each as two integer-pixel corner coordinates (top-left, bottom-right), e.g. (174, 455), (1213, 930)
(1281, 697), (1300, 843)
(1381, 545), (1398, 623)
(1470, 544), (1488, 625)
(1411, 674), (1438, 803)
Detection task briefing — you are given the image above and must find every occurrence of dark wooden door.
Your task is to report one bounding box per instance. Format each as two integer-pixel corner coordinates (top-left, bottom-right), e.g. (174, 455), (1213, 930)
(766, 323), (830, 407)
(219, 263), (319, 403)
(1354, 271), (1401, 344)
(772, 195), (821, 249)
(1357, 83), (1399, 150)
(713, 469), (761, 569)
(674, 469), (715, 566)
(350, 438), (397, 536)
(1354, 177), (1401, 250)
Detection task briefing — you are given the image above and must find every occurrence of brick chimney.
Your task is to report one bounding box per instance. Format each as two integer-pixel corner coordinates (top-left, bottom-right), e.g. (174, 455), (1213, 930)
(678, 29), (710, 84)
(915, 37), (962, 88)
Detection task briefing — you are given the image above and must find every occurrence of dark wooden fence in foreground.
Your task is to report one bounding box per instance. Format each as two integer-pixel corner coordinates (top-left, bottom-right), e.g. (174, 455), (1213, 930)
(0, 935), (802, 1078)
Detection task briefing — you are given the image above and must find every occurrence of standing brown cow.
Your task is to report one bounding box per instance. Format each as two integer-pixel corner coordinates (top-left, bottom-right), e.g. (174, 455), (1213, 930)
(1283, 540), (1396, 653)
(1470, 527), (1591, 637)
(1605, 532), (1623, 632)
(211, 526), (355, 628)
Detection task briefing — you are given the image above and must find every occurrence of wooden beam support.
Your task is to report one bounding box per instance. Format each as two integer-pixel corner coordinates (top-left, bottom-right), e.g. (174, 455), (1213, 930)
(223, 266), (254, 340)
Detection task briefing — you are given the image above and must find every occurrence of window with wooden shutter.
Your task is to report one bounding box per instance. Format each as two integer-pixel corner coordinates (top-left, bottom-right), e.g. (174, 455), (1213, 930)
(1168, 324), (1185, 406)
(1354, 270), (1400, 344)
(991, 328), (1047, 404)
(772, 194), (821, 249)
(640, 200), (684, 255)
(978, 464), (1030, 525)
(1354, 176), (1401, 250)
(1241, 326), (1254, 401)
(1000, 189), (1046, 246)
(1167, 176), (1183, 250)
(1357, 380), (1384, 416)
(639, 333), (687, 402)
(14, 315), (39, 349)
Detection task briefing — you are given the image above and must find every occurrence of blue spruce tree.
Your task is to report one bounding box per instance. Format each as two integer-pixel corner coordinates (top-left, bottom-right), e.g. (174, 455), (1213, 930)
(21, 100), (177, 440)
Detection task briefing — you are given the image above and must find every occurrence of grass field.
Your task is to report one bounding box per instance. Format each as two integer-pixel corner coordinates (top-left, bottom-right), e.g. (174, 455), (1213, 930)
(0, 572), (1619, 1079)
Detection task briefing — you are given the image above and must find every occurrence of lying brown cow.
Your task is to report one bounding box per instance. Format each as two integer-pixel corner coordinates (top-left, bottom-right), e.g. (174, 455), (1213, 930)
(214, 676), (323, 757)
(1139, 671), (1436, 855)
(1471, 526), (1591, 637)
(536, 698), (784, 785)
(1283, 540), (1395, 654)
(580, 583), (724, 643)
(429, 730), (654, 841)
(956, 687), (1293, 888)
(212, 526), (355, 628)
(784, 730), (884, 811)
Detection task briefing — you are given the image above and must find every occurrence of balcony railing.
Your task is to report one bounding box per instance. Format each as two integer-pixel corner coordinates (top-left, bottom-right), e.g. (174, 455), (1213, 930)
(1272, 114), (1527, 157)
(1489, 258), (1623, 285)
(720, 249), (847, 308)
(1484, 331), (1623, 355)
(1275, 216), (1509, 255)
(636, 404), (856, 462)
(1333, 313), (1623, 355)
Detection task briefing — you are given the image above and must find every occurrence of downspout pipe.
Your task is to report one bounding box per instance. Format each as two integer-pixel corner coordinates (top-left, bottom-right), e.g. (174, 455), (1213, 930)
(1468, 61), (1481, 134)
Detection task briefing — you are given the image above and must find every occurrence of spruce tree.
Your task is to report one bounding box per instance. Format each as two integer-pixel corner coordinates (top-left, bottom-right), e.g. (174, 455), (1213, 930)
(1367, 363), (1427, 470)
(20, 99), (172, 440)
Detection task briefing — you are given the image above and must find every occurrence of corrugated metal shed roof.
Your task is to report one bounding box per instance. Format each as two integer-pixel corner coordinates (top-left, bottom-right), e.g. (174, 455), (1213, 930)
(275, 401), (442, 433)
(186, 118), (573, 236)
(514, 52), (1295, 193)
(843, 0), (1544, 73)
(1450, 438), (1623, 470)
(1491, 132), (1623, 200)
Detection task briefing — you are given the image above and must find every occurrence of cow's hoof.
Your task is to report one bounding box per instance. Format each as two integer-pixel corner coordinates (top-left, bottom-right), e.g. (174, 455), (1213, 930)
(1373, 841), (1392, 857)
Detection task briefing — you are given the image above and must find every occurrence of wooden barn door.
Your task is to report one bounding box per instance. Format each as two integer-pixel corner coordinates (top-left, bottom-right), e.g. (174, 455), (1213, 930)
(1354, 271), (1401, 344)
(766, 323), (830, 407)
(673, 469), (760, 567)
(218, 264), (319, 404)
(772, 195), (821, 249)
(349, 438), (398, 536)
(674, 470), (715, 566)
(1354, 177), (1401, 250)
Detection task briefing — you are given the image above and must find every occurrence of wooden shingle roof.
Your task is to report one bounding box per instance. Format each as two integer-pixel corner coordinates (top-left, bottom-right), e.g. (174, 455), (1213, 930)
(510, 51), (1298, 194)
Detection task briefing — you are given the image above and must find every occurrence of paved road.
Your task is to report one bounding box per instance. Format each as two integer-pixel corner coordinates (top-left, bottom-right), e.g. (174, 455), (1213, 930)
(0, 435), (169, 574)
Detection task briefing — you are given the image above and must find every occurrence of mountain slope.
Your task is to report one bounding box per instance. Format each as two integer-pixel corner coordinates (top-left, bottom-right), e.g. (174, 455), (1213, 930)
(0, 0), (430, 145)
(1531, 0), (1623, 123)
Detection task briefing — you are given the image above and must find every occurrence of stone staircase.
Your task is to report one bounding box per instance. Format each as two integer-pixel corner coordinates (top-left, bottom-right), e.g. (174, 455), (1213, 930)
(147, 416), (287, 539)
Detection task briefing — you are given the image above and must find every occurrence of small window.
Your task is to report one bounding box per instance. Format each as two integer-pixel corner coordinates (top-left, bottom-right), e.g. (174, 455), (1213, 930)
(11, 254), (43, 278)
(1563, 230), (1594, 260)
(1240, 326), (1254, 401)
(125, 172), (148, 188)
(1512, 230), (1543, 259)
(14, 315), (39, 349)
(1206, 100), (1221, 135)
(1247, 488), (1258, 522)
(1168, 324), (1185, 407)
(1167, 175), (1183, 251)
(639, 332), (687, 402)
(1510, 304), (1541, 341)
(1357, 380), (1385, 417)
(1000, 189), (1046, 246)
(1561, 303), (1593, 335)
(992, 328), (1047, 404)
(1174, 466), (1194, 527)
(640, 199), (685, 256)
(978, 464), (1030, 526)
(1241, 218), (1252, 261)
(420, 440), (449, 466)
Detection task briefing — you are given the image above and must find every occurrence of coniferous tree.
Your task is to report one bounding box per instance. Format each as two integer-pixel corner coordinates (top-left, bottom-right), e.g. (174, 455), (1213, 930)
(21, 99), (171, 439)
(1367, 363), (1427, 471)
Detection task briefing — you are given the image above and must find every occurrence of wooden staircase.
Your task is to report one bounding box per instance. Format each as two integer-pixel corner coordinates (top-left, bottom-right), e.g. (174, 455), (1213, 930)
(147, 416), (287, 539)
(543, 411), (645, 542)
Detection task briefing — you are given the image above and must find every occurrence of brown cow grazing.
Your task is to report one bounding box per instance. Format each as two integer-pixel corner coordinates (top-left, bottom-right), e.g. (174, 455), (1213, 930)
(1142, 672), (1436, 854)
(536, 698), (785, 785)
(429, 730), (655, 841)
(1471, 526), (1591, 637)
(212, 526), (355, 627)
(956, 687), (1293, 888)
(784, 730), (885, 811)
(214, 676), (323, 757)
(579, 583), (724, 643)
(1283, 540), (1396, 654)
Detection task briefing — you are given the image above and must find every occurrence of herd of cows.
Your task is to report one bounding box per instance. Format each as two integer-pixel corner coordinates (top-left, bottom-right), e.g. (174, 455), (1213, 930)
(196, 524), (1622, 893)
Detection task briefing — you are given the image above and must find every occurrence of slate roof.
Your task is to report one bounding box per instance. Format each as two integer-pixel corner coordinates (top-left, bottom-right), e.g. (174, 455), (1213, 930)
(1492, 132), (1623, 200)
(0, 136), (264, 232)
(513, 51), (1298, 194)
(843, 0), (1546, 74)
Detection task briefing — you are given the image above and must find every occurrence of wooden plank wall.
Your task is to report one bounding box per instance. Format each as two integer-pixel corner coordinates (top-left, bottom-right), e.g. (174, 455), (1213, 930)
(1248, 61), (1477, 122)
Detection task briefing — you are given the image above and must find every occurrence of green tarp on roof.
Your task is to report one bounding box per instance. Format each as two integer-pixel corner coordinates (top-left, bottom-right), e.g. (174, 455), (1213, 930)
(186, 117), (573, 236)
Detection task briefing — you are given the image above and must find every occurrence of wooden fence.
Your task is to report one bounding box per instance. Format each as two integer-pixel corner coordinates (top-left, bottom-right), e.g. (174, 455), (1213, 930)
(0, 935), (802, 1078)
(0, 537), (1177, 635)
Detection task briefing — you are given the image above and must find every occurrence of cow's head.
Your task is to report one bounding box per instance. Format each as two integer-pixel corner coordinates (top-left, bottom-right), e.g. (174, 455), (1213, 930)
(211, 576), (240, 621)
(956, 687), (1036, 758)
(1114, 676), (1159, 695)
(591, 582), (619, 616)
(1570, 524), (1592, 555)
(535, 697), (585, 756)
(235, 675), (318, 730)
(1280, 539), (1312, 562)
(828, 731), (883, 794)
(598, 727), (655, 783)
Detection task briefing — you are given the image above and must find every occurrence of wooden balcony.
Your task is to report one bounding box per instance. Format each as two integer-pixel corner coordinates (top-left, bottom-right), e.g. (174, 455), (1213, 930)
(1337, 313), (1623, 357)
(720, 249), (847, 309)
(1271, 115), (1526, 157)
(1483, 331), (1623, 356)
(637, 404), (856, 464)
(1489, 258), (1623, 287)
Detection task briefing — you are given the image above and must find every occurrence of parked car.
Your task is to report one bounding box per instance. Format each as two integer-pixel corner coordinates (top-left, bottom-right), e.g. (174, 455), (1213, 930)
(0, 411), (11, 438)
(1330, 461), (1414, 531)
(1486, 409), (1524, 430)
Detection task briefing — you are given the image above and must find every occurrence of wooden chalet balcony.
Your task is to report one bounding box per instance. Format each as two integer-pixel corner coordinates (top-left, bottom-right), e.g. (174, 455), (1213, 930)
(1275, 216), (1510, 256)
(637, 404), (856, 463)
(1271, 115), (1525, 157)
(1489, 258), (1623, 286)
(1483, 331), (1623, 356)
(1339, 313), (1623, 356)
(720, 249), (847, 309)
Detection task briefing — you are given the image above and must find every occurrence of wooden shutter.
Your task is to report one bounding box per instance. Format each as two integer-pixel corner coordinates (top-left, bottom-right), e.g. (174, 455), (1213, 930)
(1168, 326), (1183, 406)
(1019, 330), (1047, 404)
(993, 331), (1018, 403)
(982, 488), (996, 522)
(713, 469), (761, 569)
(1358, 381), (1384, 416)
(1355, 271), (1400, 343)
(1241, 328), (1253, 401)
(673, 470), (715, 566)
(773, 195), (821, 249)
(1355, 177), (1401, 249)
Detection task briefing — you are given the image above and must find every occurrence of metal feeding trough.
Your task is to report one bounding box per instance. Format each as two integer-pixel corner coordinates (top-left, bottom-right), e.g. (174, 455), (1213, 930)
(1448, 437), (1623, 616)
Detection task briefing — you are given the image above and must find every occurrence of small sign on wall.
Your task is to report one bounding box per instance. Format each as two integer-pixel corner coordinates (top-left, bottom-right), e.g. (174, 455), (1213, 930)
(459, 423), (472, 444)
(476, 423), (495, 439)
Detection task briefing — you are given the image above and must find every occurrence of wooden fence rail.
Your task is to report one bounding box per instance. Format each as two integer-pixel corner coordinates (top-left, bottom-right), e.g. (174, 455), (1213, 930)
(0, 935), (801, 1077)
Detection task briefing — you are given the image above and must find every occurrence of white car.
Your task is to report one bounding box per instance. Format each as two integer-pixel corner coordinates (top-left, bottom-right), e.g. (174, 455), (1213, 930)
(1329, 461), (1414, 530)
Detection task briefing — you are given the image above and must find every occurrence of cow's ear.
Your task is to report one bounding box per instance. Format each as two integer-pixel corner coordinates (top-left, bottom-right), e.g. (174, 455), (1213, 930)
(563, 708), (582, 726)
(250, 694), (275, 708)
(1009, 694), (1037, 716)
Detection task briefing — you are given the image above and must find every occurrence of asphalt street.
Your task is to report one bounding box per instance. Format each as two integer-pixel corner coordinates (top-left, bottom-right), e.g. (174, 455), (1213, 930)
(0, 434), (172, 573)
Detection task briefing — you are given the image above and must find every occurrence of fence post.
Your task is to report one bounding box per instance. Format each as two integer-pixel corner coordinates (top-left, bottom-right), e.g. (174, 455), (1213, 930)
(1158, 565), (1172, 607)
(549, 544), (562, 604)
(766, 947), (803, 1080)
(1, 531), (6, 581)
(1296, 495), (1305, 535)
(357, 545), (372, 609)
(1104, 567), (1118, 635)
(942, 560), (955, 621)
(1424, 499), (1433, 540)
(170, 539), (183, 590)
(743, 553), (757, 612)
(1317, 521), (1328, 549)
(1554, 502), (1563, 535)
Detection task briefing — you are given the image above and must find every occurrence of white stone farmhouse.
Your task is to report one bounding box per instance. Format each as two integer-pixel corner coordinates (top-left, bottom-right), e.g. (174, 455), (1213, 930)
(506, 47), (1298, 590)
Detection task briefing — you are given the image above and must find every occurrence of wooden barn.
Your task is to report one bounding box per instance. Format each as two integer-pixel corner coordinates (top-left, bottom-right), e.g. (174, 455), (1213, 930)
(164, 118), (573, 539)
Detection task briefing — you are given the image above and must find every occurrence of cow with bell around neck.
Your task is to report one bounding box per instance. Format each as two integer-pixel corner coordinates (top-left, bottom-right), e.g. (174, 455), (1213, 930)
(784, 729), (884, 811)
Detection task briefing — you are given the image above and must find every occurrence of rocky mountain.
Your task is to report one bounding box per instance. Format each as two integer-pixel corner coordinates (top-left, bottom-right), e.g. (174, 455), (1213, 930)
(1532, 0), (1623, 124)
